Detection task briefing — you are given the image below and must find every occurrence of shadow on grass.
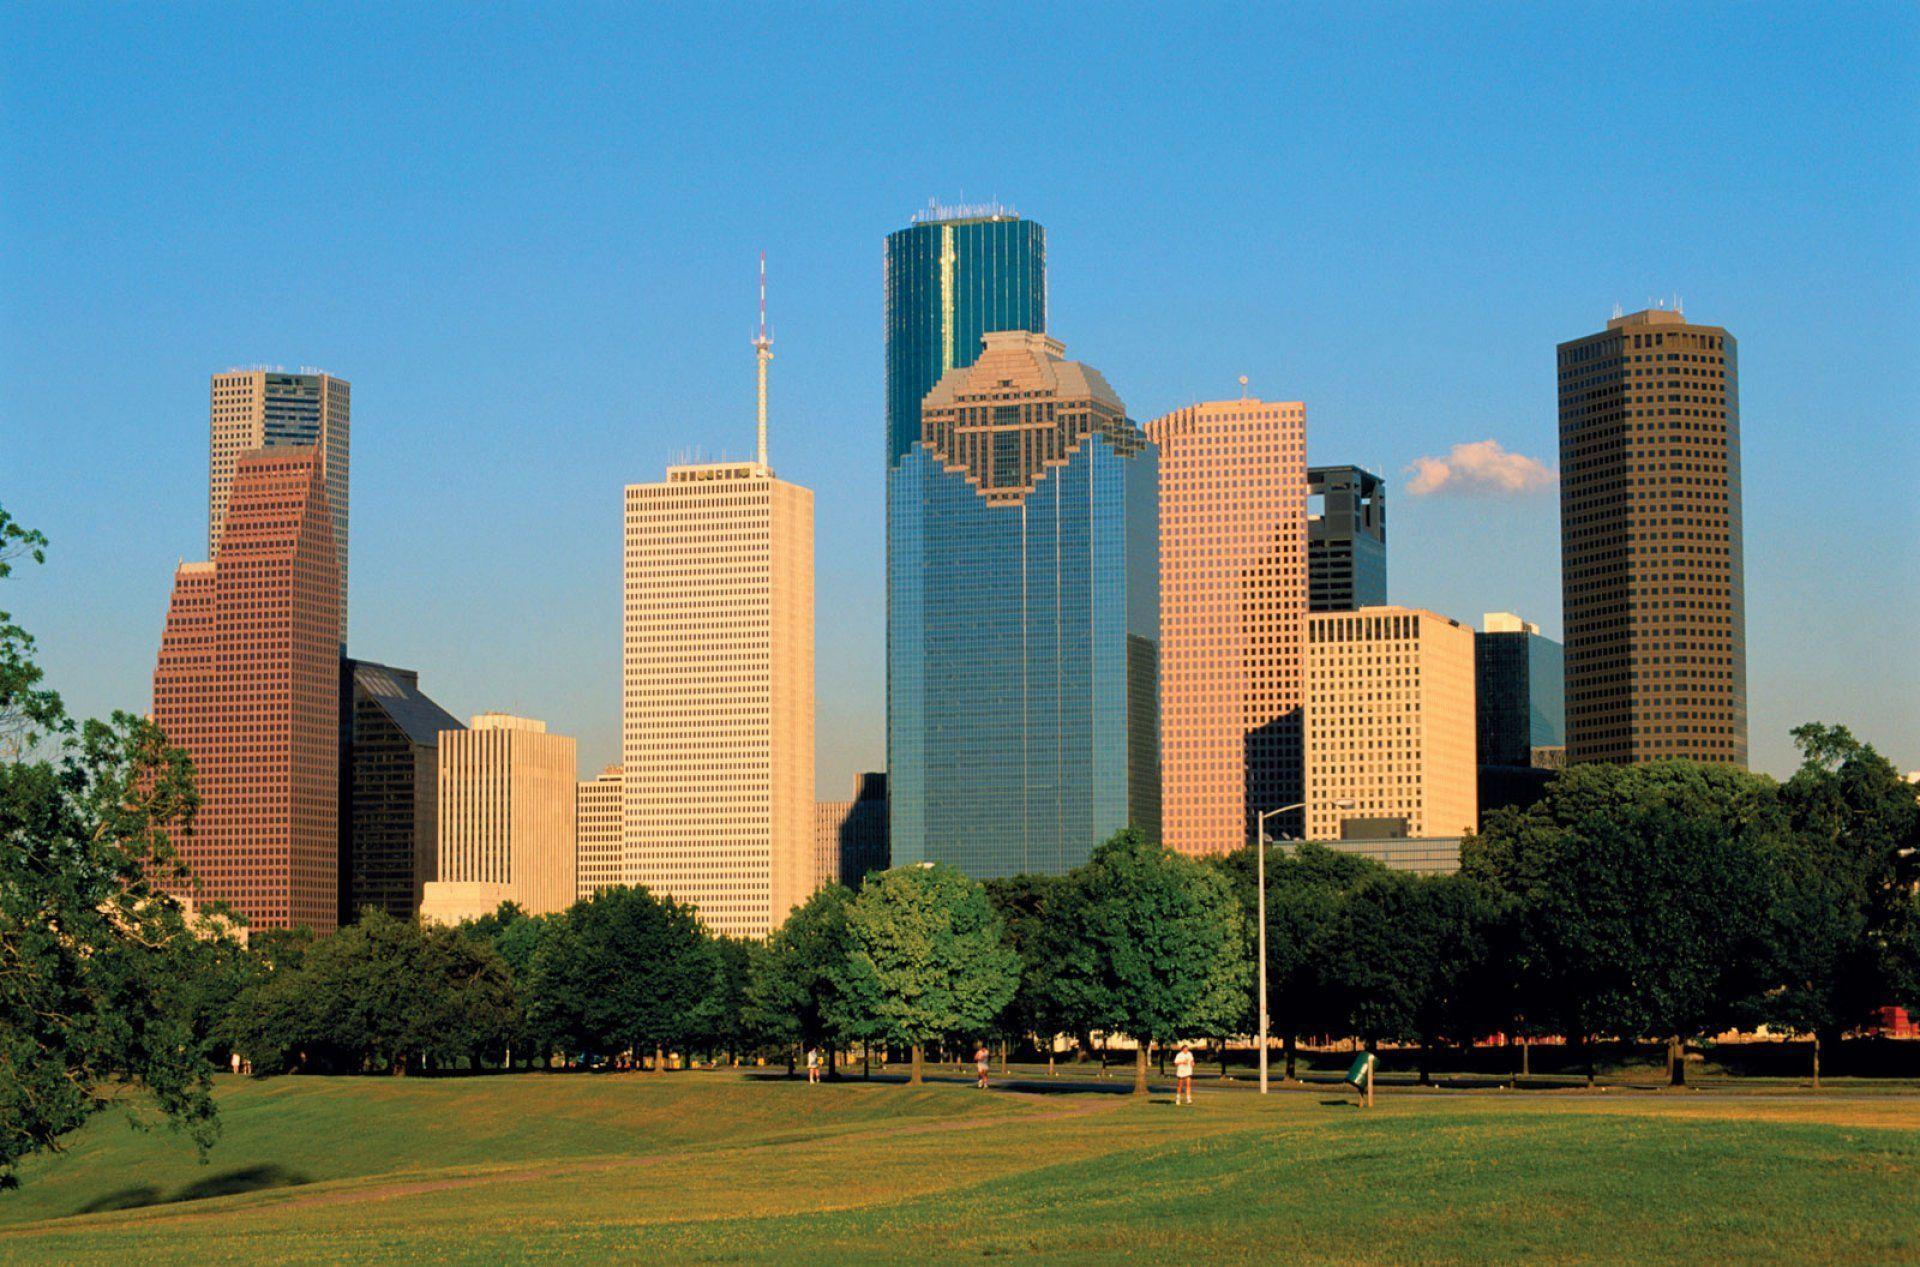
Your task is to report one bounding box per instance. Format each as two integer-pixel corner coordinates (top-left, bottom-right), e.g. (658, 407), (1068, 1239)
(75, 1163), (311, 1215)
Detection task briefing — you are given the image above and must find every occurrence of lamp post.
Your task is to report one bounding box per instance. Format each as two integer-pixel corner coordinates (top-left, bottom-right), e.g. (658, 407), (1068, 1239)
(1255, 799), (1351, 1095)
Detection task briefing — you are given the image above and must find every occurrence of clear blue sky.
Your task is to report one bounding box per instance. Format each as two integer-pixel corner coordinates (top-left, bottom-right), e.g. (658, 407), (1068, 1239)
(4, 4), (1916, 790)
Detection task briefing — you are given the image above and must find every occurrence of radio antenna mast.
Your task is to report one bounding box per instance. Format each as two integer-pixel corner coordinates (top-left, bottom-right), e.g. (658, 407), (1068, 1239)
(754, 251), (773, 473)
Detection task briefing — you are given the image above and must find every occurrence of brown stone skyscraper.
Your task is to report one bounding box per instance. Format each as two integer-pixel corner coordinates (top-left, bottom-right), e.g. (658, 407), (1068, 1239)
(1557, 308), (1746, 765)
(154, 447), (342, 931)
(209, 370), (350, 644)
(1147, 398), (1308, 853)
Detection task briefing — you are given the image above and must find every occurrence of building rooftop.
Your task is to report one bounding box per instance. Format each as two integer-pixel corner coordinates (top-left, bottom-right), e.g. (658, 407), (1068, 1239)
(351, 660), (463, 748)
(1606, 307), (1689, 330)
(469, 712), (547, 733)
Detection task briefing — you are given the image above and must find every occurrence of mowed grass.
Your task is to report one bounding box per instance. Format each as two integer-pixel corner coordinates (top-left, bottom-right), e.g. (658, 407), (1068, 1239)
(4, 1070), (1917, 1264)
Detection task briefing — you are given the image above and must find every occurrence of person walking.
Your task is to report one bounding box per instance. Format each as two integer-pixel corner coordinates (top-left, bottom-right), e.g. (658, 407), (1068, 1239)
(1174, 1044), (1196, 1105)
(974, 1044), (991, 1090)
(806, 1047), (822, 1084)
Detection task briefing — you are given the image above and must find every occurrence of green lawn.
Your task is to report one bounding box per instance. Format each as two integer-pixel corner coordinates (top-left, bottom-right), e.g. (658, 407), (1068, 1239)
(4, 1070), (1917, 1264)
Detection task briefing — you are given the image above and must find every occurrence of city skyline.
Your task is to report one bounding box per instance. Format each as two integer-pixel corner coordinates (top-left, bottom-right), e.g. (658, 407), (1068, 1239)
(5, 7), (1916, 788)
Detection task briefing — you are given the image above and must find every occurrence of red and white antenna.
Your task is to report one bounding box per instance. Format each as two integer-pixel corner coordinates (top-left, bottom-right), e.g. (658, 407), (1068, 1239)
(753, 251), (773, 473)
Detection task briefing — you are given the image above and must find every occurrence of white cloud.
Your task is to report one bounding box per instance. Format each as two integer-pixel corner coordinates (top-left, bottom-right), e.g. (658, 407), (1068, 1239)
(1405, 440), (1556, 498)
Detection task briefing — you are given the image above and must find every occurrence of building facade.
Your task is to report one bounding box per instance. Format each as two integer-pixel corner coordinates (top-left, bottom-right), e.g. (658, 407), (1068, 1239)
(575, 765), (624, 902)
(209, 369), (350, 643)
(1147, 398), (1308, 853)
(1557, 307), (1746, 764)
(1304, 606), (1477, 842)
(1474, 612), (1566, 767)
(623, 461), (814, 938)
(339, 659), (463, 922)
(1306, 465), (1386, 612)
(420, 713), (577, 923)
(813, 772), (890, 891)
(888, 331), (1160, 877)
(153, 447), (341, 932)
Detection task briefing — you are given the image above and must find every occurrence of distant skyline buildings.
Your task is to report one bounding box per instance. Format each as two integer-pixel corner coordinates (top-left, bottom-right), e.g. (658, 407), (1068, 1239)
(208, 370), (350, 645)
(1306, 465), (1387, 613)
(575, 764), (623, 902)
(340, 659), (461, 922)
(1148, 398), (1308, 854)
(153, 446), (341, 931)
(622, 459), (815, 938)
(888, 330), (1160, 877)
(420, 713), (577, 924)
(1557, 307), (1747, 765)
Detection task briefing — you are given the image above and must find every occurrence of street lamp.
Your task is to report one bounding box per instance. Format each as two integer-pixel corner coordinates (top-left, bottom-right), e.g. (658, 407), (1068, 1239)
(1254, 799), (1352, 1094)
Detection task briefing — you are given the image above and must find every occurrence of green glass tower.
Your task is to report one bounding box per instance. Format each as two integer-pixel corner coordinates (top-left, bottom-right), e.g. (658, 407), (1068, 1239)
(884, 205), (1046, 466)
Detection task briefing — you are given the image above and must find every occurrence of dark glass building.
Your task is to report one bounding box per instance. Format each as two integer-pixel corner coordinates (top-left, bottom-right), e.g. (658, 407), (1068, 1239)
(885, 205), (1046, 466)
(339, 659), (462, 922)
(888, 331), (1159, 877)
(1474, 613), (1566, 813)
(1306, 465), (1387, 611)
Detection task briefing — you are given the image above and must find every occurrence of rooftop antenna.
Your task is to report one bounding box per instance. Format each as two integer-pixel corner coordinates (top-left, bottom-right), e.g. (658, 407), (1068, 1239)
(1239, 374), (1249, 400)
(753, 251), (773, 473)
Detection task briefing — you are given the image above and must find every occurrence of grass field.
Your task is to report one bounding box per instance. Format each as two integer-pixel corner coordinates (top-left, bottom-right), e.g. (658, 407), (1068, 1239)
(4, 1069), (1917, 1263)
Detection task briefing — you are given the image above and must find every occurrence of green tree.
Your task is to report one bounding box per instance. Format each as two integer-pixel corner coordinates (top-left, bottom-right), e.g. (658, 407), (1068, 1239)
(748, 885), (855, 1074)
(528, 886), (714, 1071)
(1321, 871), (1503, 1083)
(2, 508), (229, 1187)
(461, 902), (563, 1066)
(1055, 829), (1251, 1095)
(982, 873), (1079, 1069)
(1465, 760), (1781, 1085)
(828, 865), (1018, 1085)
(1214, 841), (1384, 1079)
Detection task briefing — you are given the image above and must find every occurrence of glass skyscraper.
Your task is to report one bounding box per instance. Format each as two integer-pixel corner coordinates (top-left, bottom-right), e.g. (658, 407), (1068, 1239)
(887, 326), (1159, 879)
(884, 206), (1046, 465)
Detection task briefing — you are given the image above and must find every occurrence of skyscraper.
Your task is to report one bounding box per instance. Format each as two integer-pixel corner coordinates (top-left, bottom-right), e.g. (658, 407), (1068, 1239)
(153, 447), (341, 932)
(813, 772), (889, 891)
(575, 765), (624, 902)
(419, 713), (577, 924)
(1306, 465), (1386, 612)
(623, 461), (815, 938)
(339, 659), (463, 922)
(1305, 606), (1478, 842)
(209, 370), (350, 643)
(1147, 397), (1308, 853)
(888, 330), (1160, 877)
(1474, 613), (1566, 814)
(1557, 307), (1746, 765)
(885, 204), (1046, 467)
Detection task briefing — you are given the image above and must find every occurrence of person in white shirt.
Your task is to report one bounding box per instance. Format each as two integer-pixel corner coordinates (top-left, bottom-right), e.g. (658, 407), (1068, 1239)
(1173, 1044), (1196, 1105)
(806, 1047), (822, 1084)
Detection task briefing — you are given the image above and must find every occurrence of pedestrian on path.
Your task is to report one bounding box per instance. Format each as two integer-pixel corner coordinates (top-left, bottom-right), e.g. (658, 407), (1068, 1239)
(975, 1044), (991, 1090)
(807, 1047), (822, 1084)
(1174, 1044), (1195, 1105)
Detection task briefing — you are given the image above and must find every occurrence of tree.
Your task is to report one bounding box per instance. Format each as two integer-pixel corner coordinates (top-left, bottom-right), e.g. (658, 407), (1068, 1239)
(1213, 842), (1385, 1079)
(1747, 724), (1920, 1082)
(461, 902), (562, 1066)
(982, 873), (1078, 1070)
(748, 885), (855, 1074)
(1055, 829), (1251, 1095)
(828, 865), (1018, 1085)
(1321, 871), (1503, 1083)
(528, 886), (714, 1071)
(2, 507), (229, 1187)
(1465, 761), (1781, 1085)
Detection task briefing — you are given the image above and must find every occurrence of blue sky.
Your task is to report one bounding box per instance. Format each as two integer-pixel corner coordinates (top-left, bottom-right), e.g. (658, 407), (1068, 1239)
(4, 3), (1916, 789)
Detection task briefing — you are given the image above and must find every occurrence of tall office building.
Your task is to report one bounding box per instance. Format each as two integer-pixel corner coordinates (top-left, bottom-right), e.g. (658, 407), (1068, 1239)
(813, 772), (890, 891)
(1147, 398), (1308, 853)
(1474, 613), (1566, 814)
(885, 204), (1047, 467)
(209, 370), (350, 643)
(339, 659), (463, 922)
(623, 461), (815, 938)
(153, 447), (341, 932)
(575, 765), (624, 902)
(419, 714), (577, 924)
(889, 330), (1160, 877)
(1306, 466), (1386, 612)
(1557, 308), (1746, 764)
(1304, 606), (1477, 842)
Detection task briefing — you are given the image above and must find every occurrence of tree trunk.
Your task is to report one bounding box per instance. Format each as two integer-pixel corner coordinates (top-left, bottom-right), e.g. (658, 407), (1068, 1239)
(1667, 1035), (1686, 1088)
(1521, 1038), (1530, 1080)
(1099, 1036), (1109, 1078)
(1134, 1043), (1151, 1096)
(864, 1044), (871, 1080)
(1811, 1031), (1821, 1090)
(1284, 1031), (1298, 1082)
(1000, 1039), (1009, 1076)
(1418, 1041), (1432, 1086)
(827, 1041), (841, 1081)
(909, 1044), (924, 1085)
(1219, 1037), (1228, 1079)
(1159, 1045), (1168, 1076)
